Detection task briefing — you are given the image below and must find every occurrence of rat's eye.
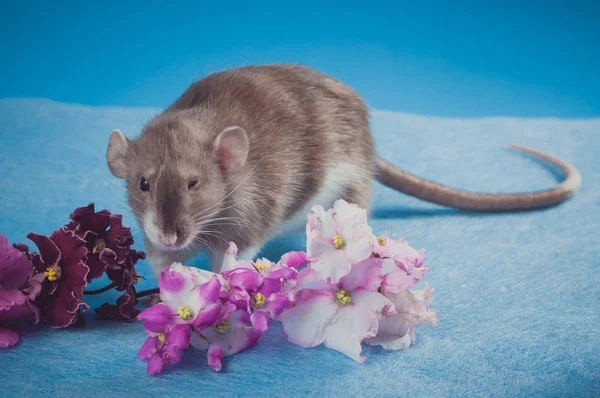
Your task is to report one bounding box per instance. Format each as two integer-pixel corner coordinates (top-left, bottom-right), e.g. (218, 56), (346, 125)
(188, 179), (200, 191)
(140, 177), (150, 192)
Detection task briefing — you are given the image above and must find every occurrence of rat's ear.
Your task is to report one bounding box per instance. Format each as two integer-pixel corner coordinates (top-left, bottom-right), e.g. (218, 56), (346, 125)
(106, 129), (129, 178)
(212, 126), (249, 174)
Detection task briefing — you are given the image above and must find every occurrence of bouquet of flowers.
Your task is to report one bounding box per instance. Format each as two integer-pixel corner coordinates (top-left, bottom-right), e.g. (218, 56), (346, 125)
(136, 200), (439, 375)
(0, 204), (146, 347)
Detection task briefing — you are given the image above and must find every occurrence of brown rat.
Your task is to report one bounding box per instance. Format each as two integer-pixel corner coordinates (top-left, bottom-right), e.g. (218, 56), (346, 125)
(106, 64), (581, 276)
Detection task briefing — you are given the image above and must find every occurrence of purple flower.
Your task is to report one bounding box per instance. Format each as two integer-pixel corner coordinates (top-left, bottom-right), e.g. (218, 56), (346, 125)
(138, 263), (224, 332)
(279, 257), (395, 362)
(138, 323), (192, 376)
(0, 235), (44, 348)
(27, 227), (90, 328)
(190, 309), (262, 372)
(67, 203), (135, 281)
(306, 200), (373, 282)
(95, 288), (140, 321)
(105, 249), (146, 292)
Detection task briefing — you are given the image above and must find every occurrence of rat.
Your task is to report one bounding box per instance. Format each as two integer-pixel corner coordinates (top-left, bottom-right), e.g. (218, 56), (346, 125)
(105, 64), (581, 276)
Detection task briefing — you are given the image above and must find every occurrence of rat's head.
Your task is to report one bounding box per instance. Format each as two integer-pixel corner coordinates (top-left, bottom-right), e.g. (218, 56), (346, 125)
(105, 118), (249, 252)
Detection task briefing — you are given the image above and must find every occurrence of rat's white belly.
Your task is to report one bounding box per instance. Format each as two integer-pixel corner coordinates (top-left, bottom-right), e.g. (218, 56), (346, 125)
(274, 161), (362, 237)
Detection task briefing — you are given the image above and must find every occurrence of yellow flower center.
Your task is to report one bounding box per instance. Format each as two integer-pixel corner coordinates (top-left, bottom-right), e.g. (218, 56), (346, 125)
(377, 236), (386, 246)
(156, 332), (166, 344)
(92, 239), (106, 255)
(44, 265), (61, 281)
(215, 320), (230, 334)
(253, 293), (266, 307)
(333, 235), (345, 249)
(133, 272), (141, 284)
(177, 305), (193, 321)
(254, 260), (270, 273)
(336, 290), (352, 305)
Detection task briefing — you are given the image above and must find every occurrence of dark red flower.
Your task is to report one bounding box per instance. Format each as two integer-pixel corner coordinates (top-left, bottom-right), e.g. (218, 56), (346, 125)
(67, 203), (135, 281)
(95, 288), (140, 321)
(27, 227), (90, 328)
(106, 249), (146, 292)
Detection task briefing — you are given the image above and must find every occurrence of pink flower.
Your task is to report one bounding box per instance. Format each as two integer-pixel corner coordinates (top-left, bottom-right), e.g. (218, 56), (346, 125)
(367, 284), (438, 350)
(374, 233), (429, 295)
(190, 309), (262, 372)
(138, 263), (224, 333)
(306, 200), (373, 282)
(220, 242), (239, 272)
(279, 257), (395, 362)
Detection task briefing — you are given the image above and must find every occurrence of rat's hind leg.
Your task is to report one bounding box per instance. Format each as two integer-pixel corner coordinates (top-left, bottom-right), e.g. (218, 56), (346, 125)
(342, 179), (372, 211)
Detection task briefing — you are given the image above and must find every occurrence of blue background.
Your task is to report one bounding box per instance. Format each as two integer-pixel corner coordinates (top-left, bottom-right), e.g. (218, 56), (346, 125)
(0, 0), (599, 117)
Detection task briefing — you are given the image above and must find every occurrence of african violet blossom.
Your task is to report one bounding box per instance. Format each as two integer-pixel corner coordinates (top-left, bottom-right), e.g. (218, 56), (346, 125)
(27, 227), (90, 328)
(374, 233), (429, 295)
(279, 257), (396, 362)
(221, 242), (297, 332)
(137, 263), (236, 375)
(367, 284), (439, 349)
(306, 200), (373, 282)
(138, 263), (224, 333)
(0, 235), (44, 348)
(190, 309), (262, 372)
(67, 203), (135, 280)
(67, 203), (146, 320)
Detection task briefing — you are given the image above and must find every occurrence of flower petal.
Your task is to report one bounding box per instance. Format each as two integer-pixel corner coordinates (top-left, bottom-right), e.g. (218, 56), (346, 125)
(26, 232), (61, 271)
(323, 304), (378, 363)
(158, 268), (187, 294)
(352, 291), (396, 318)
(192, 302), (222, 330)
(138, 336), (159, 360)
(0, 289), (26, 310)
(138, 303), (173, 333)
(227, 269), (262, 291)
(207, 344), (223, 372)
(250, 310), (270, 332)
(0, 326), (20, 348)
(163, 324), (191, 365)
(279, 251), (307, 270)
(278, 290), (337, 348)
(0, 234), (32, 289)
(198, 274), (222, 303)
(339, 257), (383, 292)
(147, 354), (166, 376)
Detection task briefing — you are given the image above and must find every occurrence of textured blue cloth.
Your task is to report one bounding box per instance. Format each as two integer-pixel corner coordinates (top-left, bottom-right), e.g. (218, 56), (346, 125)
(0, 98), (598, 397)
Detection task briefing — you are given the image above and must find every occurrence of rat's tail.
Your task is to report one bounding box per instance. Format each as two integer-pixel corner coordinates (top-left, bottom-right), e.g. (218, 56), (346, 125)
(374, 144), (581, 212)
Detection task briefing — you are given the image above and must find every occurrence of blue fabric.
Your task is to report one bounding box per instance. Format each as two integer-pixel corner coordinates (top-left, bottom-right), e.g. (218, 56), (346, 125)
(1, 98), (598, 397)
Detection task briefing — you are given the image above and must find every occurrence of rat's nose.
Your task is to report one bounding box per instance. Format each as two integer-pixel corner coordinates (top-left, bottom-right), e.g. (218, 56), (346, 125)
(159, 233), (178, 247)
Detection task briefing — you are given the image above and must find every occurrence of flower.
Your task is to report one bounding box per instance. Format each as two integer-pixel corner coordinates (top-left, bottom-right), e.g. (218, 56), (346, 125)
(306, 200), (373, 282)
(0, 235), (44, 348)
(67, 203), (135, 281)
(138, 263), (224, 333)
(375, 234), (429, 295)
(366, 284), (438, 350)
(27, 227), (90, 328)
(95, 288), (140, 321)
(138, 323), (192, 376)
(105, 249), (146, 292)
(279, 257), (396, 362)
(224, 257), (293, 292)
(190, 309), (262, 372)
(220, 242), (239, 272)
